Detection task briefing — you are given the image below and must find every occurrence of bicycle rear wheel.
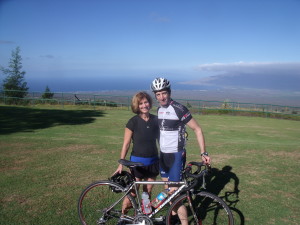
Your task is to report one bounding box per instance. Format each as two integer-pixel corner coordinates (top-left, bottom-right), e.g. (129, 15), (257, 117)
(166, 191), (234, 225)
(78, 181), (137, 225)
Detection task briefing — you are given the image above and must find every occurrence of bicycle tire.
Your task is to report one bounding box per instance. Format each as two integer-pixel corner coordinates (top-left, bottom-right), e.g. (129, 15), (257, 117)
(78, 181), (137, 225)
(166, 191), (234, 225)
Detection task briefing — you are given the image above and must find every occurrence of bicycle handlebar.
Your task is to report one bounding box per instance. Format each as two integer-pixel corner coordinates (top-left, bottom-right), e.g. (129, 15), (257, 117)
(183, 161), (211, 190)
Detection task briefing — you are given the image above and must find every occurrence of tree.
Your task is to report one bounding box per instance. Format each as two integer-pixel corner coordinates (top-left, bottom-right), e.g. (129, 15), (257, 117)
(42, 86), (54, 99)
(1, 46), (29, 99)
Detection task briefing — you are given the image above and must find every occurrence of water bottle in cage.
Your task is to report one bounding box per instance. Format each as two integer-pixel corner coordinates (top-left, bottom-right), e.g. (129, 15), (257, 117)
(151, 189), (169, 208)
(141, 192), (152, 214)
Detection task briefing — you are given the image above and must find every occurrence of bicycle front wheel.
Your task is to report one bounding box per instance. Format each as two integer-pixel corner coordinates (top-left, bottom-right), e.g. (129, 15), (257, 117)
(166, 191), (234, 225)
(78, 181), (137, 225)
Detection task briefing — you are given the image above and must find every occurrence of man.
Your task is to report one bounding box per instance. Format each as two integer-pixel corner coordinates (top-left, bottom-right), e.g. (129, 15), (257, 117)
(151, 77), (211, 225)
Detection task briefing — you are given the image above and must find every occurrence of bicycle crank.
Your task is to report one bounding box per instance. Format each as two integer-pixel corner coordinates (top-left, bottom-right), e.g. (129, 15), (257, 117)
(132, 215), (153, 225)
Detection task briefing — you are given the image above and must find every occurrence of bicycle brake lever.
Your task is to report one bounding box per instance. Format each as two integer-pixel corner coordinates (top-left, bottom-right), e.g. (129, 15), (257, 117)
(201, 175), (206, 189)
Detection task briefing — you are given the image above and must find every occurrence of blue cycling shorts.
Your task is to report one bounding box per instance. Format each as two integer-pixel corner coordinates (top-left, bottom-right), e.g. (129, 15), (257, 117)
(159, 149), (186, 182)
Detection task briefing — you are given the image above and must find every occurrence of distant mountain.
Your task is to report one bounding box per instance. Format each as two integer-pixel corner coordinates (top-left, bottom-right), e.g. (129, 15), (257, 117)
(26, 62), (300, 106)
(179, 73), (300, 91)
(174, 62), (300, 106)
(180, 62), (300, 92)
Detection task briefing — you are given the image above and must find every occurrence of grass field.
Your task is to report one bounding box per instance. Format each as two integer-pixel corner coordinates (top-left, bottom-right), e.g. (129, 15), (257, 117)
(0, 105), (299, 224)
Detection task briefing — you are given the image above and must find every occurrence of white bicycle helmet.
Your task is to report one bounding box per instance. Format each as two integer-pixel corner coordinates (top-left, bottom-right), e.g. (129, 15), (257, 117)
(151, 77), (171, 92)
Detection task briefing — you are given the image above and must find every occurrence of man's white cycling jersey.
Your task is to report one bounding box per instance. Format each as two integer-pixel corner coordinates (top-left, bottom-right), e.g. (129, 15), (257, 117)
(157, 99), (192, 153)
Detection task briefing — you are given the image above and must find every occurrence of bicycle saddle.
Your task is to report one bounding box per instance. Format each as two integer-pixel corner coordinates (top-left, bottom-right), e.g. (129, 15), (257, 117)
(118, 159), (144, 168)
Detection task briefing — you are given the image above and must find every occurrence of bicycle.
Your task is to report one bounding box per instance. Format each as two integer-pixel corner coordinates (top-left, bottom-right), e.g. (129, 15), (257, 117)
(78, 159), (234, 225)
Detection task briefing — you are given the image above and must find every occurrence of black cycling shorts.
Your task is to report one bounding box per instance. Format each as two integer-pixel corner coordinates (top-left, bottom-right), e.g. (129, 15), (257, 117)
(130, 161), (159, 179)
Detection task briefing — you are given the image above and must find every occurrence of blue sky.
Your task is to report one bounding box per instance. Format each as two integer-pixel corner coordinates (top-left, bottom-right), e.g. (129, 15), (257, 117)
(0, 0), (300, 92)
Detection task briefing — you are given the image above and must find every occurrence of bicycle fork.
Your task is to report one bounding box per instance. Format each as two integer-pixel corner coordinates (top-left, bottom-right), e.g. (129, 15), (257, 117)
(186, 191), (201, 225)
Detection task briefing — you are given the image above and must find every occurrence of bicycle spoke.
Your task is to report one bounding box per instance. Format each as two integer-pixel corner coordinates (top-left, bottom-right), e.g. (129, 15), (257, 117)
(194, 192), (234, 225)
(78, 181), (137, 225)
(166, 192), (234, 225)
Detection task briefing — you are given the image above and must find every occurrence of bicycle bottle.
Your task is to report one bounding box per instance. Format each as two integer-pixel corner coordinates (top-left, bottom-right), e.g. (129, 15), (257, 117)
(151, 189), (169, 208)
(141, 192), (152, 214)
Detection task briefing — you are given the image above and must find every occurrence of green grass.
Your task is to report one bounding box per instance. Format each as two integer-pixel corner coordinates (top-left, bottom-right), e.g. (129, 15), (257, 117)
(0, 105), (299, 224)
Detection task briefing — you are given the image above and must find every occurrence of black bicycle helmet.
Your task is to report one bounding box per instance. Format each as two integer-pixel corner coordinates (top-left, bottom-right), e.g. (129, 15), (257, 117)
(151, 77), (171, 92)
(109, 171), (134, 193)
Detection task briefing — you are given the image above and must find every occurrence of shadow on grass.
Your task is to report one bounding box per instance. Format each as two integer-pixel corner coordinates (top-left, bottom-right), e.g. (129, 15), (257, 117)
(194, 165), (245, 225)
(0, 106), (105, 135)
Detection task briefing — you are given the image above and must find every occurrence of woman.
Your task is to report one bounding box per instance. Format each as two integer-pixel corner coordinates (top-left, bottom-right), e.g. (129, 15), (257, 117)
(114, 91), (159, 214)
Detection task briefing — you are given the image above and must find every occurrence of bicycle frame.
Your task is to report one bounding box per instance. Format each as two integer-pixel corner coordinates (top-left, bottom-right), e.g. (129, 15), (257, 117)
(136, 181), (186, 216)
(112, 179), (193, 223)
